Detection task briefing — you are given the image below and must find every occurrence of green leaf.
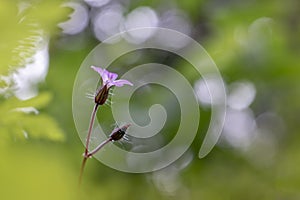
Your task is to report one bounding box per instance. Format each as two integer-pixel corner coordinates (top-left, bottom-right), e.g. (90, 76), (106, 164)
(0, 92), (52, 112)
(0, 0), (71, 75)
(0, 92), (65, 143)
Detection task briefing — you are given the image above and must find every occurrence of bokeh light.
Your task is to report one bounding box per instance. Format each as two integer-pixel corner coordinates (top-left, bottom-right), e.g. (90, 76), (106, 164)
(1, 0), (300, 199)
(122, 7), (159, 44)
(58, 2), (89, 35)
(92, 4), (124, 43)
(13, 38), (49, 100)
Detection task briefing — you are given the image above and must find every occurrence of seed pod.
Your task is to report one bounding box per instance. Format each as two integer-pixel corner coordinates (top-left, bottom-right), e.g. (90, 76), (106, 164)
(110, 124), (131, 141)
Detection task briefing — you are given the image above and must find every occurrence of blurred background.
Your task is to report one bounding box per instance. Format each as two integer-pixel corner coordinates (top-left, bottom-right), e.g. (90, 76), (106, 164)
(1, 0), (300, 199)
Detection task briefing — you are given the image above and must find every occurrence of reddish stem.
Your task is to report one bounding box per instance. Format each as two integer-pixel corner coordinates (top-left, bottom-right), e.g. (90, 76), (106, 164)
(79, 104), (99, 187)
(87, 138), (112, 157)
(79, 138), (112, 186)
(85, 104), (99, 156)
(78, 156), (88, 187)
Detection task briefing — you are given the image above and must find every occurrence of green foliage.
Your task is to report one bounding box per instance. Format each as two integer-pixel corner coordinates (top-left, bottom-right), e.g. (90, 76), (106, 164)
(1, 0), (300, 199)
(0, 92), (65, 143)
(0, 0), (70, 75)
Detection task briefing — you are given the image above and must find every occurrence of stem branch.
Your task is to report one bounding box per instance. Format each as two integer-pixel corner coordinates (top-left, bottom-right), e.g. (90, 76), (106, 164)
(79, 137), (112, 186)
(87, 137), (112, 157)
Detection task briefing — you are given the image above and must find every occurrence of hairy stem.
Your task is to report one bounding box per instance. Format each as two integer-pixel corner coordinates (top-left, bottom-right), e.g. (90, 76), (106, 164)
(85, 104), (99, 156)
(79, 104), (99, 186)
(87, 138), (112, 157)
(79, 138), (112, 186)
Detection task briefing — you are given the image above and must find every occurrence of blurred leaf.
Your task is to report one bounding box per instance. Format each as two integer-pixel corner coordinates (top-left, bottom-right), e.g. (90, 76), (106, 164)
(0, 0), (71, 75)
(0, 92), (65, 143)
(1, 92), (52, 111)
(22, 113), (65, 141)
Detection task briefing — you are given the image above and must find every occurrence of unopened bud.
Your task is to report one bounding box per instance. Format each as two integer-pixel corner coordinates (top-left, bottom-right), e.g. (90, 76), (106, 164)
(109, 124), (131, 141)
(94, 84), (109, 105)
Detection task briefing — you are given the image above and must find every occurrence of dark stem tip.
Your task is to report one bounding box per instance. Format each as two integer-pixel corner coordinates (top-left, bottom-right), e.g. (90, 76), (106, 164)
(110, 124), (131, 141)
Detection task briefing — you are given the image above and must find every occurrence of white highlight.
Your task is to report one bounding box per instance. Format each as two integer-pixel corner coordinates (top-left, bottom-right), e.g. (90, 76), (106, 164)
(223, 108), (257, 149)
(13, 39), (49, 100)
(14, 107), (39, 115)
(158, 9), (191, 49)
(194, 74), (226, 106)
(122, 7), (159, 43)
(58, 2), (89, 35)
(84, 0), (111, 7)
(227, 81), (256, 110)
(93, 4), (124, 43)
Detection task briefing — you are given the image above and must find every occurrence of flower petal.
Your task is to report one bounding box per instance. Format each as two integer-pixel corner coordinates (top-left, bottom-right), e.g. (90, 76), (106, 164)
(91, 66), (133, 88)
(91, 66), (110, 84)
(91, 66), (104, 76)
(111, 79), (133, 87)
(106, 71), (118, 81)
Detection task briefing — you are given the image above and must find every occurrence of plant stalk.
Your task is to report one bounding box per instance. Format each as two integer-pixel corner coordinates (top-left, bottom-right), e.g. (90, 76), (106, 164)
(85, 104), (99, 156)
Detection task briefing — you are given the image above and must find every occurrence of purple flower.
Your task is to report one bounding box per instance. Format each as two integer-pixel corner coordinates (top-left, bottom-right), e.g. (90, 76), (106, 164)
(91, 66), (133, 88)
(91, 66), (133, 105)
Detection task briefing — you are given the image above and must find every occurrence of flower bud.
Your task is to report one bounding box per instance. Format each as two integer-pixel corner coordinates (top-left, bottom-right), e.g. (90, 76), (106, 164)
(109, 124), (131, 141)
(94, 84), (109, 105)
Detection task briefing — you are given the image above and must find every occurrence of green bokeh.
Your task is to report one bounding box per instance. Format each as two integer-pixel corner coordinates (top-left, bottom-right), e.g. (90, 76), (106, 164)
(1, 0), (300, 199)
